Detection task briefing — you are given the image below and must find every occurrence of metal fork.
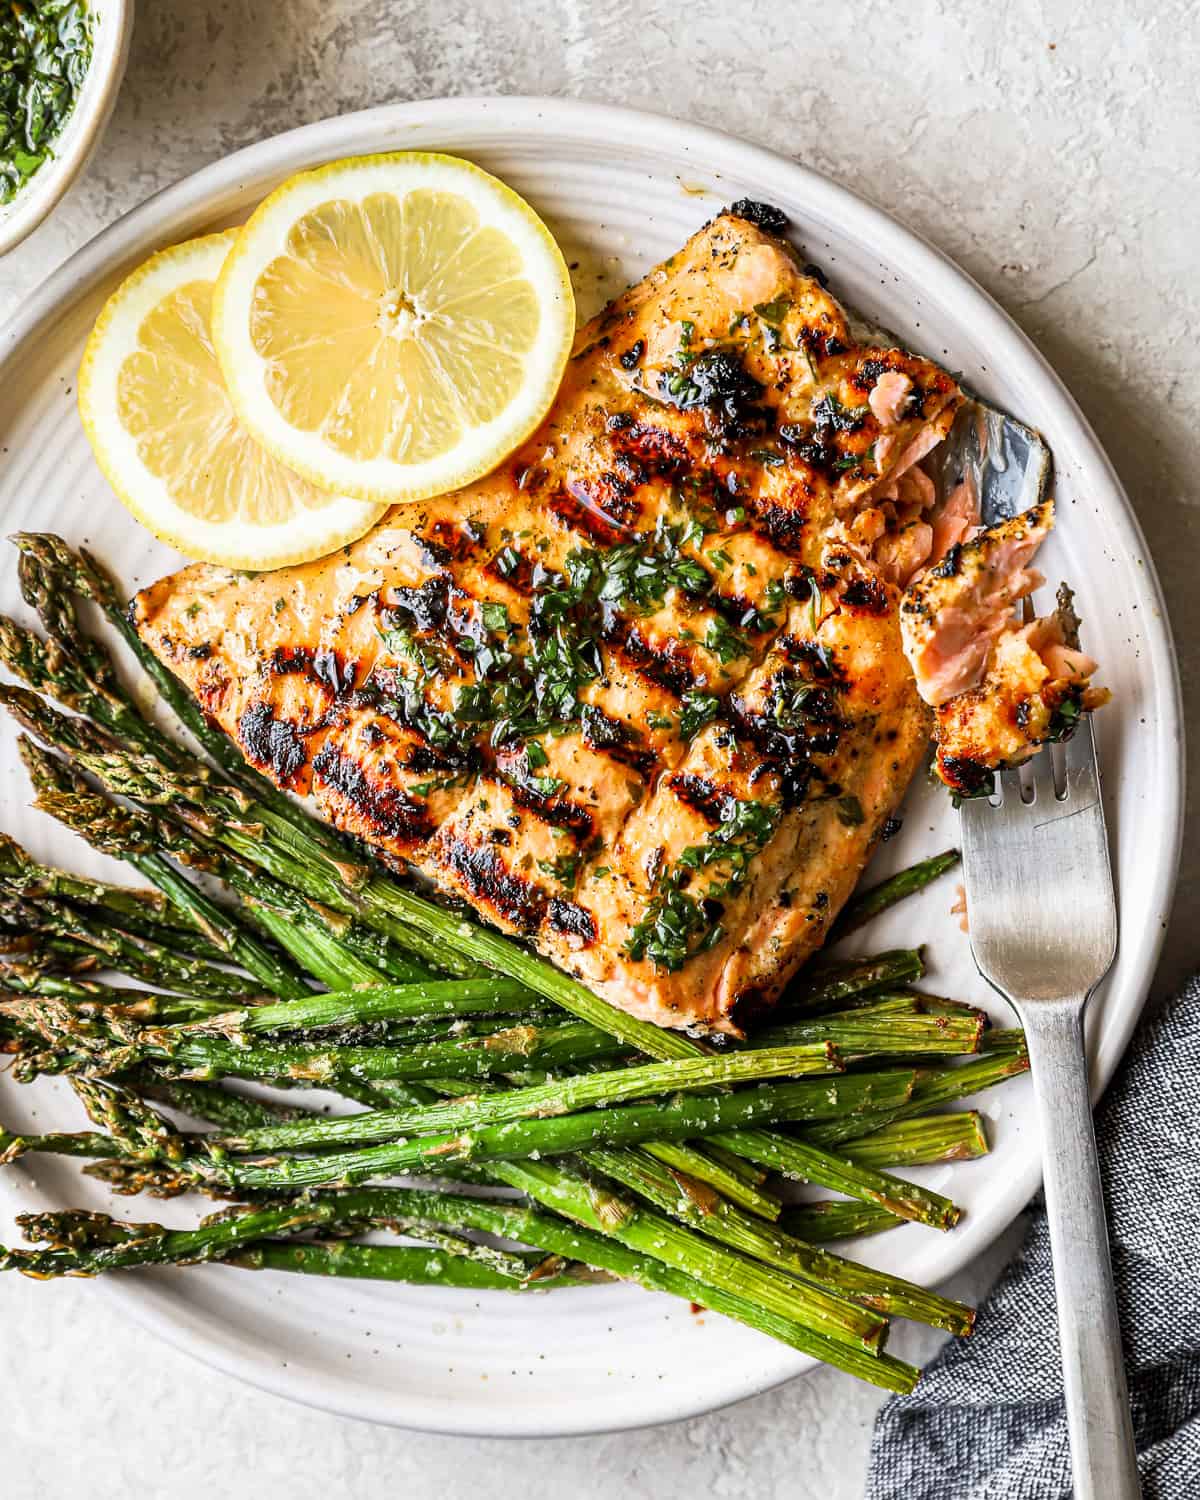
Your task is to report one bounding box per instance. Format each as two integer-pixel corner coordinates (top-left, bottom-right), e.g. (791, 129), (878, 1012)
(959, 715), (1141, 1498)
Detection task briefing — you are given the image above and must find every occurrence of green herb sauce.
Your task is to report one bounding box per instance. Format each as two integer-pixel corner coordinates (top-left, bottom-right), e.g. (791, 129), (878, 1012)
(624, 796), (783, 972)
(375, 517), (772, 759)
(1, 0), (93, 206)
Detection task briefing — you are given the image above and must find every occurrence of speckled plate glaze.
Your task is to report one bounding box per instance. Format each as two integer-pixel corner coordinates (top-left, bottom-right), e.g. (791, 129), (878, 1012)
(0, 97), (1182, 1436)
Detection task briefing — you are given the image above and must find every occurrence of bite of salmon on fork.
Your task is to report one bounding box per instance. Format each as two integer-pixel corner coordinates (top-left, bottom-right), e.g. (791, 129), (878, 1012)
(902, 500), (1109, 796)
(130, 202), (1104, 1034)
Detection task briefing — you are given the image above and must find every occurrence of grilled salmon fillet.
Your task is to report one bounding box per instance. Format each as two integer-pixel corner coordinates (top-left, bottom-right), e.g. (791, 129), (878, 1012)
(132, 203), (967, 1034)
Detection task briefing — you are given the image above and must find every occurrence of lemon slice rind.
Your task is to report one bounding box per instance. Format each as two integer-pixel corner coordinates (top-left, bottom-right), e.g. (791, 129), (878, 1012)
(78, 231), (388, 570)
(211, 152), (575, 504)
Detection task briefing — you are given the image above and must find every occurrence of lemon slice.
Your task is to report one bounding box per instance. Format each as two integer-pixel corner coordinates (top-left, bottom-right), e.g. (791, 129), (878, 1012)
(210, 152), (575, 504)
(79, 231), (387, 568)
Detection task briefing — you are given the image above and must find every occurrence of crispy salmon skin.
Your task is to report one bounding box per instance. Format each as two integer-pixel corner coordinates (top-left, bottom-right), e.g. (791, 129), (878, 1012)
(133, 205), (964, 1034)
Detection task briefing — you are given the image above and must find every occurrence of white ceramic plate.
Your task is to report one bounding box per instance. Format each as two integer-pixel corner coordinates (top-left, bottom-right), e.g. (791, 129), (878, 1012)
(0, 98), (1183, 1437)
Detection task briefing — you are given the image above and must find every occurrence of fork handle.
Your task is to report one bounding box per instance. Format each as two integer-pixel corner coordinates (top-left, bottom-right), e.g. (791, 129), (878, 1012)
(1016, 997), (1141, 1499)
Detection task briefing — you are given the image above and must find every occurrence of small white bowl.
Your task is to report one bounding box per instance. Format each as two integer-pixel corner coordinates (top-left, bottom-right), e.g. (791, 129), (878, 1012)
(0, 0), (133, 255)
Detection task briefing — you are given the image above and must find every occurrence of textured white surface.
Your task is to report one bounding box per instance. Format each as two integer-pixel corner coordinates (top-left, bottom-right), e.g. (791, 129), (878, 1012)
(0, 1), (1195, 1494)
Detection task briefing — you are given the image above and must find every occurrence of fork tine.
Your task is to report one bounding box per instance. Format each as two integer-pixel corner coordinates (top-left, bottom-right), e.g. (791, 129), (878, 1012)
(1061, 717), (1102, 810)
(999, 765), (1024, 805)
(1064, 712), (1099, 775)
(1030, 747), (1056, 803)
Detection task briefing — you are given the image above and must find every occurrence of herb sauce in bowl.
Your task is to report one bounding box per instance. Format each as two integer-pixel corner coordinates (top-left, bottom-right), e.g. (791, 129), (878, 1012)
(1, 0), (93, 206)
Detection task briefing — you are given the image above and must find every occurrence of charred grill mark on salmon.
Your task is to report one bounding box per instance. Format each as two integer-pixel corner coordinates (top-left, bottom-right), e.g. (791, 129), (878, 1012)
(547, 896), (598, 946)
(385, 575), (450, 633)
(839, 574), (890, 615)
(439, 836), (548, 935)
(484, 545), (538, 595)
(667, 771), (730, 827)
(418, 518), (485, 567)
(237, 702), (307, 786)
(724, 198), (790, 234)
(567, 468), (644, 533)
(548, 483), (629, 546)
(507, 778), (595, 841)
(938, 752), (992, 797)
(311, 741), (432, 845)
(608, 420), (690, 479)
(724, 698), (818, 806)
(268, 645), (314, 677)
(313, 649), (358, 696)
(775, 633), (849, 686)
(400, 739), (465, 775)
(607, 620), (698, 699)
(579, 704), (660, 779)
(267, 644), (360, 697)
(748, 498), (809, 554)
(709, 587), (780, 635)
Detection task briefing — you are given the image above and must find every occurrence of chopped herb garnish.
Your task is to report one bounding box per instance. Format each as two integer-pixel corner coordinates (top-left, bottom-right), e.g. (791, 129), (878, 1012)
(679, 513), (708, 549)
(381, 626), (455, 680)
(659, 349), (768, 440)
(811, 391), (870, 433)
(704, 615), (750, 665)
(1046, 692), (1083, 742)
(368, 506), (794, 788)
(624, 880), (712, 974)
(536, 853), (581, 888)
(407, 771), (471, 800)
(625, 794), (782, 971)
(678, 691), (721, 740)
(807, 575), (823, 635)
(753, 298), (791, 328)
(836, 794), (865, 827)
(596, 518), (711, 610)
(481, 601), (510, 634)
(677, 795), (781, 881)
(773, 682), (818, 728)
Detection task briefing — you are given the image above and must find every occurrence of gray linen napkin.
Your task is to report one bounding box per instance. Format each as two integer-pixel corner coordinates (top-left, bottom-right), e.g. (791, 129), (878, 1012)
(866, 976), (1200, 1499)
